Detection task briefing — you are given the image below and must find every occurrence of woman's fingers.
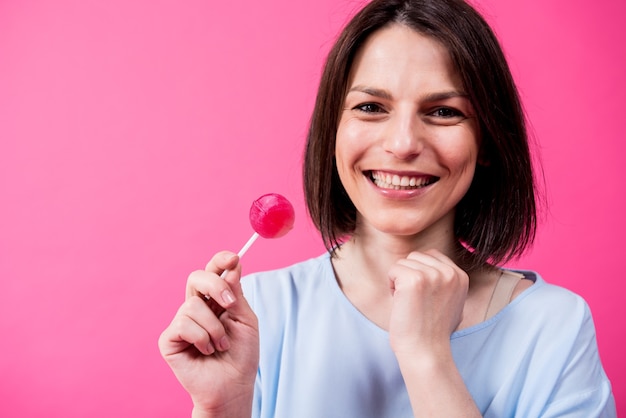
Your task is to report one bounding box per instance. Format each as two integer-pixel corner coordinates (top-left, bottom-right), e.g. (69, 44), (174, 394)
(159, 307), (211, 358)
(159, 293), (233, 357)
(185, 296), (232, 351)
(186, 251), (241, 308)
(401, 250), (458, 274)
(392, 250), (467, 290)
(187, 269), (237, 306)
(205, 251), (240, 275)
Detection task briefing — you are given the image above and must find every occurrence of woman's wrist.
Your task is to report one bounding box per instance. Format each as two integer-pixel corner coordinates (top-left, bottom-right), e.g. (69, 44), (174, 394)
(191, 390), (254, 418)
(395, 346), (481, 418)
(192, 404), (251, 418)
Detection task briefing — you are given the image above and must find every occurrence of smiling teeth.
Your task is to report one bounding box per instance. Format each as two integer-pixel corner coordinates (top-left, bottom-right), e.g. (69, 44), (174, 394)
(370, 171), (436, 190)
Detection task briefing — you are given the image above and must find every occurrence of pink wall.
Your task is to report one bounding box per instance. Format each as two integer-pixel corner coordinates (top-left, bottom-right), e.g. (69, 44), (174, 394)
(1, 0), (623, 416)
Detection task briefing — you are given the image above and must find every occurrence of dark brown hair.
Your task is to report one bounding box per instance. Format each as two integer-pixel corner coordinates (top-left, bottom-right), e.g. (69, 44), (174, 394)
(304, 0), (538, 269)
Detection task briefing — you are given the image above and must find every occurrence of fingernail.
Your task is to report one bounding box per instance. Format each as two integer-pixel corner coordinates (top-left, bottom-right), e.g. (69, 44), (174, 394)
(219, 336), (230, 351)
(221, 289), (235, 305)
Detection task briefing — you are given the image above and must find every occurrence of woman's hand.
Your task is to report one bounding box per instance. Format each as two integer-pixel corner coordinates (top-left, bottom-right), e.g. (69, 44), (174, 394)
(387, 249), (480, 417)
(387, 249), (469, 357)
(158, 251), (259, 417)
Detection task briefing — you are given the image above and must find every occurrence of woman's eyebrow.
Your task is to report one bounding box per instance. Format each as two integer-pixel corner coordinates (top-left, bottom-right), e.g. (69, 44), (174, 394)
(347, 86), (469, 102)
(347, 85), (393, 100)
(422, 91), (469, 102)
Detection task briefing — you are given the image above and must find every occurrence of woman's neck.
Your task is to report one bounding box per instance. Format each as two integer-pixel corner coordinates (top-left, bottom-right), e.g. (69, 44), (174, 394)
(330, 226), (502, 332)
(334, 222), (463, 285)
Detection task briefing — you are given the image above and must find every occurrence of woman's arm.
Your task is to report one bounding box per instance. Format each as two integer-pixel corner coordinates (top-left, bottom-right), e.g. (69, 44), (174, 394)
(396, 347), (481, 417)
(388, 249), (481, 417)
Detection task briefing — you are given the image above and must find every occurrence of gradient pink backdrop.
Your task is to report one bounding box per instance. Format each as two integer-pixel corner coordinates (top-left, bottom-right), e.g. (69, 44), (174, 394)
(1, 0), (624, 416)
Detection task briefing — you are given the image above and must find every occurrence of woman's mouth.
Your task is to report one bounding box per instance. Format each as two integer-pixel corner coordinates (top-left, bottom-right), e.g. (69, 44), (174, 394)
(368, 170), (439, 190)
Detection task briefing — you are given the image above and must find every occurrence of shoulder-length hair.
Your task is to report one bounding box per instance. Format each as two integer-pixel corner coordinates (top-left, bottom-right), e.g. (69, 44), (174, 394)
(304, 0), (538, 269)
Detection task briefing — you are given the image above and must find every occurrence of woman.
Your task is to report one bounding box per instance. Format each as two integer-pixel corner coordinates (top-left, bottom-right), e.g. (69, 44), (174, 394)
(159, 0), (616, 416)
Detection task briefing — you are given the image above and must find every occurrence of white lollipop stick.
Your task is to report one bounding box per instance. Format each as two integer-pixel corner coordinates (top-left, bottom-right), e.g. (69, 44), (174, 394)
(220, 232), (259, 278)
(236, 232), (260, 258)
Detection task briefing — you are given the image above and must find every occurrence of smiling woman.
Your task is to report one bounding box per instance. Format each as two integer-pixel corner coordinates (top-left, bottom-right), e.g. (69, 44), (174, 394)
(157, 0), (617, 417)
(335, 24), (479, 242)
(305, 3), (536, 271)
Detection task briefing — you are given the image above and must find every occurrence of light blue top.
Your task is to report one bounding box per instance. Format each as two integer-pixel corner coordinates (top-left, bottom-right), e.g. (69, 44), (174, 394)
(241, 253), (616, 417)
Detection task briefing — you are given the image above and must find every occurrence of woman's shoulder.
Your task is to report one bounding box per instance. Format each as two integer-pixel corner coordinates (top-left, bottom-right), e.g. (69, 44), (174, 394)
(510, 270), (590, 315)
(456, 270), (595, 340)
(493, 269), (596, 337)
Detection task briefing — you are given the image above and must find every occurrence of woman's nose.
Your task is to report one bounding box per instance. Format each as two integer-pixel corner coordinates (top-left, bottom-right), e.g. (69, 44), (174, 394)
(382, 112), (424, 160)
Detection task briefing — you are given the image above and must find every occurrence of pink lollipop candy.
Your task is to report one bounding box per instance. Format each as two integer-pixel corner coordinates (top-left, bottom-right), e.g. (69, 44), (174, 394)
(224, 193), (295, 272)
(249, 193), (295, 239)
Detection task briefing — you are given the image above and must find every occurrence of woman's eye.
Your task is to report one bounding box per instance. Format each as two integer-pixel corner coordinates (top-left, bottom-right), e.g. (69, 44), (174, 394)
(430, 107), (464, 118)
(354, 103), (384, 113)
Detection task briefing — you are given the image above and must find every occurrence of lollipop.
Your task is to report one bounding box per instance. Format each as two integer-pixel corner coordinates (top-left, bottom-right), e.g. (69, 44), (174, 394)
(249, 193), (295, 239)
(225, 193), (295, 272)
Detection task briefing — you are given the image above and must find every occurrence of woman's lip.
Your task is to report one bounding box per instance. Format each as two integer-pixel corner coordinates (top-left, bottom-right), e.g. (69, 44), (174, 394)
(367, 169), (432, 177)
(366, 170), (439, 189)
(373, 181), (436, 199)
(364, 170), (439, 199)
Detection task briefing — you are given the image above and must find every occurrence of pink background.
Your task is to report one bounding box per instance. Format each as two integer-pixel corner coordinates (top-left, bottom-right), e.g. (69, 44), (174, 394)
(1, 0), (624, 416)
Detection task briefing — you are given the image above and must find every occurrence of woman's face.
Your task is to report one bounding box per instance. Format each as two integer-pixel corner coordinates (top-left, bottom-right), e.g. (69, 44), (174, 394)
(335, 24), (480, 240)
